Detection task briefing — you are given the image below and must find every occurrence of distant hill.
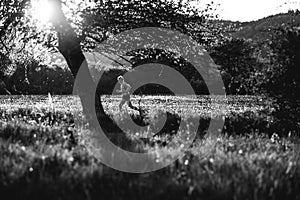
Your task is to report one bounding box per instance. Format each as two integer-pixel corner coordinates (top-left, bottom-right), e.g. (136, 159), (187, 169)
(212, 10), (300, 42)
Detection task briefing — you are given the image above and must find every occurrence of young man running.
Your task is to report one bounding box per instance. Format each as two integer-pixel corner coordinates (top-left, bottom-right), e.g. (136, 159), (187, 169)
(116, 75), (139, 111)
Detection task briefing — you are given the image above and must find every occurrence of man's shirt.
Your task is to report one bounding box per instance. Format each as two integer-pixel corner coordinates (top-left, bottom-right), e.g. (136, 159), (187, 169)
(120, 81), (131, 95)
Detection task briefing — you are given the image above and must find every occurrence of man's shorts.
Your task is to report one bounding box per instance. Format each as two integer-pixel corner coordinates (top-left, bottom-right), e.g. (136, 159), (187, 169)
(122, 93), (130, 101)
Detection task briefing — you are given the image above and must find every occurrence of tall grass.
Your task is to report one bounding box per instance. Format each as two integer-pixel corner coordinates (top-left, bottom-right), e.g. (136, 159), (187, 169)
(0, 95), (299, 199)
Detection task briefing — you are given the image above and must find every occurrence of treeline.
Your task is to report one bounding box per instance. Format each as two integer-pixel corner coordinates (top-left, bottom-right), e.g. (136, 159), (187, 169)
(0, 59), (210, 96)
(0, 62), (74, 95)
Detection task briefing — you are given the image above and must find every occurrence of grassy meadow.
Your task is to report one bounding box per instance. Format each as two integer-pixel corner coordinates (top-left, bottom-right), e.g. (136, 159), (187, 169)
(0, 95), (299, 200)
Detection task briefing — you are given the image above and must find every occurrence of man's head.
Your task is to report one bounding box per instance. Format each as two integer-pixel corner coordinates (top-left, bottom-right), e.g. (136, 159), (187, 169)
(117, 75), (124, 84)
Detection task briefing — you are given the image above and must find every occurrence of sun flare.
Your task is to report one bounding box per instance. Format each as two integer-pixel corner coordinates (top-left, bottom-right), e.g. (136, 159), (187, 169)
(31, 0), (54, 24)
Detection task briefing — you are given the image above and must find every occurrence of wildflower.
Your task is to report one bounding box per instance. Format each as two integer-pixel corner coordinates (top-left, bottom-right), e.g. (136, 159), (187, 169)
(271, 133), (280, 143)
(286, 161), (293, 174)
(228, 142), (234, 147)
(68, 156), (74, 163)
(184, 159), (189, 165)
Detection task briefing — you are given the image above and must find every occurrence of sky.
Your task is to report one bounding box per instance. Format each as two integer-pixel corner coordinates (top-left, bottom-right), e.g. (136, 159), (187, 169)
(195, 0), (300, 22)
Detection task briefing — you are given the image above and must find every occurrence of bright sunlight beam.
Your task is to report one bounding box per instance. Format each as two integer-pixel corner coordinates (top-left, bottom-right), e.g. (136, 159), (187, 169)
(31, 0), (54, 24)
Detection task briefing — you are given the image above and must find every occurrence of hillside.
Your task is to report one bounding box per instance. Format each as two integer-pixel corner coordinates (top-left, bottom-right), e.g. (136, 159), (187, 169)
(213, 10), (300, 42)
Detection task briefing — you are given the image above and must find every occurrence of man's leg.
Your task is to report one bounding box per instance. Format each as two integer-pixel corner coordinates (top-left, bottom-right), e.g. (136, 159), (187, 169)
(128, 100), (139, 111)
(119, 99), (126, 111)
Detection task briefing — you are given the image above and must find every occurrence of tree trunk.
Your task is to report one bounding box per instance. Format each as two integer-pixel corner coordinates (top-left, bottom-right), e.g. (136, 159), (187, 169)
(50, 0), (105, 123)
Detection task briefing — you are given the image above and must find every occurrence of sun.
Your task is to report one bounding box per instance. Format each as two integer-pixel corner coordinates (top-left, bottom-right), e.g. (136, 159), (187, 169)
(31, 0), (54, 24)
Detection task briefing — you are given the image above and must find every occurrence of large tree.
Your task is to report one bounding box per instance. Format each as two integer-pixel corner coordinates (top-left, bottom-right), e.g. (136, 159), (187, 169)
(0, 0), (217, 123)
